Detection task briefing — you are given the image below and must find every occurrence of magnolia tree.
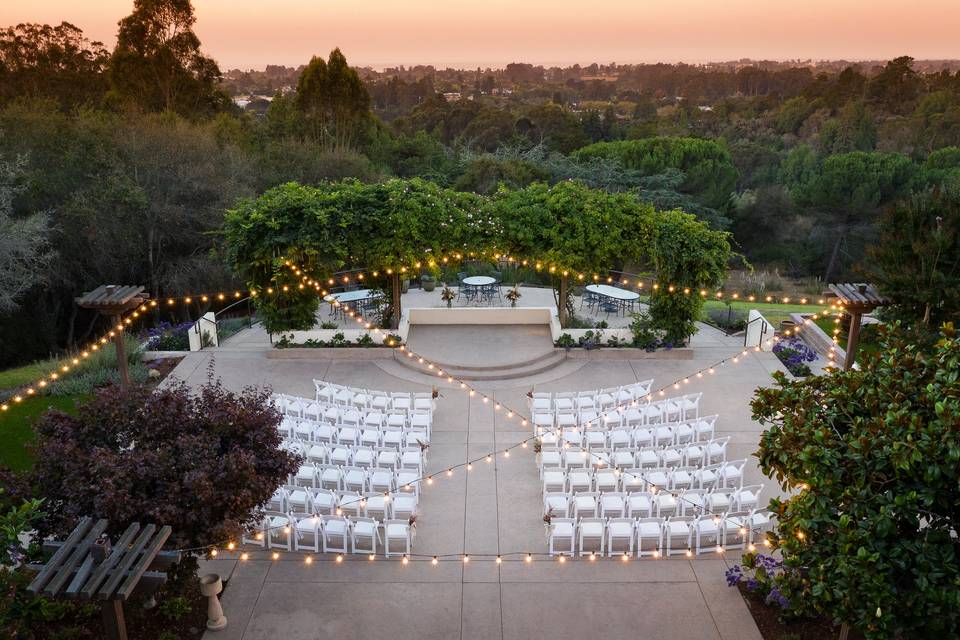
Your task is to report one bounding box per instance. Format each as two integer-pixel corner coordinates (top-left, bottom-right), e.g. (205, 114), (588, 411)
(30, 379), (301, 553)
(751, 326), (960, 639)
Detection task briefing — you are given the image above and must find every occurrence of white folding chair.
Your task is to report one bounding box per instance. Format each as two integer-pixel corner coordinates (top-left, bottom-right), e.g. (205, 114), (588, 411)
(693, 514), (722, 555)
(572, 491), (599, 518)
(342, 467), (368, 493)
(267, 513), (293, 550)
(310, 488), (338, 516)
(350, 517), (381, 554)
(578, 517), (606, 556)
(384, 519), (412, 557)
(544, 492), (571, 518)
(627, 491), (653, 518)
(717, 459), (745, 489)
(336, 490), (363, 517)
(568, 468), (594, 493)
(664, 516), (694, 556)
(294, 515), (322, 552)
(636, 517), (664, 557)
(321, 515), (350, 553)
(547, 518), (576, 556)
(606, 517), (635, 557)
(733, 484), (764, 512)
(390, 494), (417, 521)
(363, 493), (389, 521)
(600, 490), (627, 518)
(594, 468), (620, 492)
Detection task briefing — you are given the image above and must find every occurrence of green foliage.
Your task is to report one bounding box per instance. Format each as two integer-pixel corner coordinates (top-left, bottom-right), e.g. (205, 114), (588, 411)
(752, 325), (960, 639)
(454, 156), (549, 195)
(0, 497), (44, 565)
(295, 48), (372, 149)
(554, 333), (576, 348)
(573, 137), (739, 209)
(863, 185), (960, 327)
(648, 209), (731, 345)
(157, 595), (191, 622)
(108, 0), (229, 117)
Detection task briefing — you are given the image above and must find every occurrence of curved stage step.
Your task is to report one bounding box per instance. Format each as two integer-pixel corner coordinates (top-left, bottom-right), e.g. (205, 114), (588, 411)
(392, 348), (567, 381)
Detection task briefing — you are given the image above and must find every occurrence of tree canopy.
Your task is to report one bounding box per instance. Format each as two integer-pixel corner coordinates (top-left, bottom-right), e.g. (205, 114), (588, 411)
(224, 178), (730, 340)
(752, 326), (960, 639)
(573, 137), (739, 210)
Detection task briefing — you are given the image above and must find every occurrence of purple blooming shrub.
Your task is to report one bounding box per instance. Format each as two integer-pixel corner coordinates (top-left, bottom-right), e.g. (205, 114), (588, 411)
(725, 553), (790, 610)
(772, 337), (817, 377)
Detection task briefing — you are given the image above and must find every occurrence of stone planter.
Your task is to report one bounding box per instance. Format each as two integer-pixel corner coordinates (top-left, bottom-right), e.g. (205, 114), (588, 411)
(422, 277), (436, 292)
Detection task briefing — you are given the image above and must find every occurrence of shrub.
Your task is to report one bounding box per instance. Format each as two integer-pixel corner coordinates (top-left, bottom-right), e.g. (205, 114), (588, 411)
(554, 333), (576, 348)
(706, 307), (748, 332)
(726, 553), (791, 611)
(143, 321), (194, 351)
(771, 337), (816, 377)
(752, 325), (960, 639)
(629, 311), (660, 350)
(29, 379), (301, 551)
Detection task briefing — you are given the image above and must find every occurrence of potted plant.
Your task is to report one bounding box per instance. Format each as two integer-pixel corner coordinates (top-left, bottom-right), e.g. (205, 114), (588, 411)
(440, 284), (456, 308)
(401, 278), (410, 294)
(421, 274), (436, 292)
(506, 285), (522, 307)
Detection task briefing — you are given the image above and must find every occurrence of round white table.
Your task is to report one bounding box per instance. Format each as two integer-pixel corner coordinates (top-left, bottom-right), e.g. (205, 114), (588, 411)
(585, 284), (640, 301)
(323, 289), (373, 303)
(462, 276), (496, 286)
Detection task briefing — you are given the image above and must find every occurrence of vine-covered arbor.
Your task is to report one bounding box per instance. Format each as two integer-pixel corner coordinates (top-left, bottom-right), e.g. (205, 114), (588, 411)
(223, 178), (731, 344)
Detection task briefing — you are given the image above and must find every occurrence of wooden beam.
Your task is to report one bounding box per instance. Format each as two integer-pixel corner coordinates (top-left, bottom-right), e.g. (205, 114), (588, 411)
(844, 311), (863, 371)
(116, 526), (171, 601)
(28, 516), (94, 595)
(81, 523), (140, 599)
(98, 524), (156, 600)
(42, 519), (109, 597)
(101, 598), (127, 640)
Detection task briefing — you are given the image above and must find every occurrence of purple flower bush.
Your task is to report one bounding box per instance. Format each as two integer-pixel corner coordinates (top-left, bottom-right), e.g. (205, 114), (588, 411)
(725, 553), (790, 610)
(143, 320), (194, 351)
(772, 337), (817, 377)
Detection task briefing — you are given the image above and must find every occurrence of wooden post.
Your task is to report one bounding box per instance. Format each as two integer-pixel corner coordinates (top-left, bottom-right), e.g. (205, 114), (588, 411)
(101, 599), (127, 640)
(112, 313), (131, 388)
(390, 272), (402, 330)
(557, 275), (569, 327)
(843, 311), (862, 371)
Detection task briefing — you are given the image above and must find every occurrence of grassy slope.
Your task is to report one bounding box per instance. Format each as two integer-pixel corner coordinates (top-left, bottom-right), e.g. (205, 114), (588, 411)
(699, 300), (820, 327)
(0, 394), (87, 471)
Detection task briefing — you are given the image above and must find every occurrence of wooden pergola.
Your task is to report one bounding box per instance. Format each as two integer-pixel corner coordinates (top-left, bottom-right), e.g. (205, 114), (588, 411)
(828, 283), (889, 371)
(76, 285), (149, 388)
(27, 517), (180, 640)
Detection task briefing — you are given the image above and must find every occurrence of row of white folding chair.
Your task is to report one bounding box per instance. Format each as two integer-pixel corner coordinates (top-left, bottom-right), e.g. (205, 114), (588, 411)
(546, 510), (773, 557)
(529, 380), (654, 412)
(244, 511), (414, 556)
(293, 463), (422, 493)
(544, 484), (763, 521)
(539, 439), (728, 472)
(541, 460), (747, 494)
(281, 418), (431, 446)
(285, 441), (426, 471)
(540, 416), (718, 449)
(533, 399), (707, 434)
(269, 486), (418, 520)
(313, 382), (436, 413)
(280, 404), (433, 434)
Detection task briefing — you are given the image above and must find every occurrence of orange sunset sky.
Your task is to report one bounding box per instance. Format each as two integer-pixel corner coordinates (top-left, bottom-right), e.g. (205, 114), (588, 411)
(3, 0), (959, 70)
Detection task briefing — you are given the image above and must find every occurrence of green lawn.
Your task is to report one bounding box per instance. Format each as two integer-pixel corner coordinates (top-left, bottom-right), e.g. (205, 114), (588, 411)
(0, 394), (87, 471)
(699, 300), (820, 327)
(0, 359), (56, 390)
(814, 316), (883, 360)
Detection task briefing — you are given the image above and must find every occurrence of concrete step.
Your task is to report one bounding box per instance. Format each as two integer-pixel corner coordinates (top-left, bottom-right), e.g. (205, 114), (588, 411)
(392, 348), (567, 381)
(374, 353), (589, 390)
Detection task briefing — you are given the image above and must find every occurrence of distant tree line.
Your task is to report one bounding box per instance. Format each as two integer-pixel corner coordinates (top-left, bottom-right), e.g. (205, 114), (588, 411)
(1, 0), (959, 365)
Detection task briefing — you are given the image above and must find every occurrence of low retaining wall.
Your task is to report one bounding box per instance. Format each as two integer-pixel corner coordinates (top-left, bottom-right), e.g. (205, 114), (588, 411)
(279, 329), (391, 345)
(790, 312), (846, 363)
(267, 348), (396, 360)
(564, 347), (693, 360)
(745, 310), (777, 351)
(401, 306), (562, 340)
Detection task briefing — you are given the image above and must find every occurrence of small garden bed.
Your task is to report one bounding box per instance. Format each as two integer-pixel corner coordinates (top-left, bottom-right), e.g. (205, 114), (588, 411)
(738, 584), (863, 640)
(275, 331), (403, 348)
(772, 337), (817, 376)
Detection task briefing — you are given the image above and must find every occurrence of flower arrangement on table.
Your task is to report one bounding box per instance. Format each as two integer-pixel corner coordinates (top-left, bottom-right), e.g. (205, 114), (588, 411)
(506, 285), (522, 307)
(440, 284), (456, 308)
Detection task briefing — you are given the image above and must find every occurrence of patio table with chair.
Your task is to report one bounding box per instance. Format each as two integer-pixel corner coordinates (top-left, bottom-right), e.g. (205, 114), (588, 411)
(324, 289), (383, 320)
(456, 274), (503, 305)
(582, 284), (640, 317)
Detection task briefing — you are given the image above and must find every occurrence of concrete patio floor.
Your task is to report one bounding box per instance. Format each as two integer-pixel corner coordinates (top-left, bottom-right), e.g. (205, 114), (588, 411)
(176, 320), (785, 640)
